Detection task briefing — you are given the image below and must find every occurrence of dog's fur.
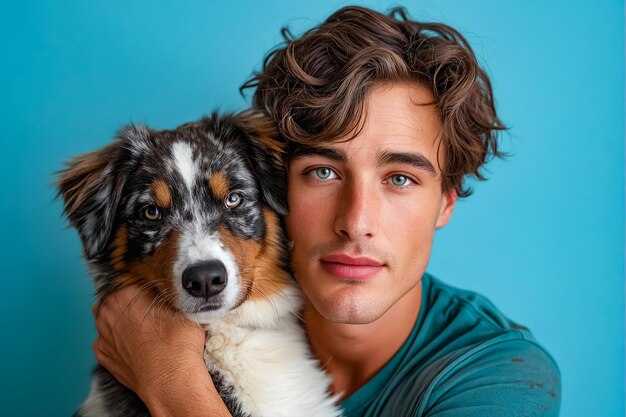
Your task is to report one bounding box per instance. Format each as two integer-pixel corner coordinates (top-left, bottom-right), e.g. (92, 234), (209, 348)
(57, 113), (342, 417)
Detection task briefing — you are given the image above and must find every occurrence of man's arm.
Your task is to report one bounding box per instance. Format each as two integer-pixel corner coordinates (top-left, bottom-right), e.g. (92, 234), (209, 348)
(93, 285), (232, 417)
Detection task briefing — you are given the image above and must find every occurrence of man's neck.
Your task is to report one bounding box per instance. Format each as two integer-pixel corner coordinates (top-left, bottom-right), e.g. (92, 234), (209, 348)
(304, 282), (422, 399)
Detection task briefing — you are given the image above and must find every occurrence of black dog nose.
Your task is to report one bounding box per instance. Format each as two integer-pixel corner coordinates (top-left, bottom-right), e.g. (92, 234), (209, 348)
(182, 260), (228, 299)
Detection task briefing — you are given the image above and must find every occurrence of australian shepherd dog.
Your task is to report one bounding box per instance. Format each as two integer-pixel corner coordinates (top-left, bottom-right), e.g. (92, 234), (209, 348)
(57, 113), (341, 417)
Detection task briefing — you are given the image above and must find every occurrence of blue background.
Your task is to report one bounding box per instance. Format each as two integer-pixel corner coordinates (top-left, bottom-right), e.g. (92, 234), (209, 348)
(1, 1), (623, 416)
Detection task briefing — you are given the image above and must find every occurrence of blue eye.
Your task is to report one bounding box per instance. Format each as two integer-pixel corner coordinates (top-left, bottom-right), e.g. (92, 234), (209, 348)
(225, 193), (242, 208)
(314, 167), (334, 180)
(390, 175), (411, 187)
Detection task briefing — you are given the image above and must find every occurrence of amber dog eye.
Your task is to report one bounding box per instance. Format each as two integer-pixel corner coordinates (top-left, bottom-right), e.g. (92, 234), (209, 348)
(224, 193), (241, 208)
(144, 205), (161, 220)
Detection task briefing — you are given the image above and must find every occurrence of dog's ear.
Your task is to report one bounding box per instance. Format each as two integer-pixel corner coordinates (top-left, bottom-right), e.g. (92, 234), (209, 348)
(234, 112), (288, 215)
(56, 124), (150, 258)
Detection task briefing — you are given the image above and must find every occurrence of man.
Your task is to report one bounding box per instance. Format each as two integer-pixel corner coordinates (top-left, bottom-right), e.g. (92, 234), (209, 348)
(93, 6), (561, 416)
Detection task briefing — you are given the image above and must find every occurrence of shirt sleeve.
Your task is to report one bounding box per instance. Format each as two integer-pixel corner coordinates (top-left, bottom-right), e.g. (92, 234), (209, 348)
(419, 337), (561, 417)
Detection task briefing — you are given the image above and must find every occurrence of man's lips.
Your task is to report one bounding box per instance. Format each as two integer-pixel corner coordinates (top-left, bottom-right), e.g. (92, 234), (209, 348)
(322, 254), (383, 266)
(320, 254), (384, 279)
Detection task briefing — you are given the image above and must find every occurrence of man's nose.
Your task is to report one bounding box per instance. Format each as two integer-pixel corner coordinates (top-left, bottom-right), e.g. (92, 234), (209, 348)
(333, 178), (378, 240)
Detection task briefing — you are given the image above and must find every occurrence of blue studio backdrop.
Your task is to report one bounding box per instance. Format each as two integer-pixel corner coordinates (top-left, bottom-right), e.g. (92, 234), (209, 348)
(1, 1), (624, 416)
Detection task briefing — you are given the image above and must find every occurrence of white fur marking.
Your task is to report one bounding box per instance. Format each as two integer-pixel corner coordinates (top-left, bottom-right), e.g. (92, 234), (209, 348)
(204, 285), (342, 417)
(171, 142), (197, 193)
(174, 230), (241, 319)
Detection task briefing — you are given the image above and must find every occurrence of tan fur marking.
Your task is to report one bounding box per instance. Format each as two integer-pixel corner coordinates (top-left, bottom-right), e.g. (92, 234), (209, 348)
(249, 208), (291, 299)
(114, 232), (181, 307)
(110, 225), (128, 270)
(259, 135), (284, 157)
(218, 207), (290, 303)
(237, 110), (285, 156)
(209, 172), (230, 201)
(152, 179), (172, 208)
(218, 227), (263, 293)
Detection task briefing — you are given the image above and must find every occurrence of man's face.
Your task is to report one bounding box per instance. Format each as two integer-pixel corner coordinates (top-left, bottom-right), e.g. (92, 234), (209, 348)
(285, 82), (457, 324)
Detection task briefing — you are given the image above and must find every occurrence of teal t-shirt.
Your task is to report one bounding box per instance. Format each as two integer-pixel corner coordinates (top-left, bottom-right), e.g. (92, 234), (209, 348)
(341, 274), (561, 417)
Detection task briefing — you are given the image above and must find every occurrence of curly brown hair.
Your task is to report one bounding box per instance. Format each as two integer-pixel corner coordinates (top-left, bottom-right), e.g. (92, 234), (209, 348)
(241, 5), (506, 197)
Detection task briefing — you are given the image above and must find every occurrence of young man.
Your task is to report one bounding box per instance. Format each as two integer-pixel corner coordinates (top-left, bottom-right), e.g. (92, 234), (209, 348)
(92, 6), (561, 416)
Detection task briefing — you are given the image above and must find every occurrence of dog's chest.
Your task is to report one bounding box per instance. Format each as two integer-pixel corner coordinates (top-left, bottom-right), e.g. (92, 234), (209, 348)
(201, 306), (341, 417)
(203, 320), (304, 416)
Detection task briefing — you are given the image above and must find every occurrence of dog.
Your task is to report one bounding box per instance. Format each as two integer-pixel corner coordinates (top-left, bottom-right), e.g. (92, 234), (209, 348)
(57, 113), (342, 417)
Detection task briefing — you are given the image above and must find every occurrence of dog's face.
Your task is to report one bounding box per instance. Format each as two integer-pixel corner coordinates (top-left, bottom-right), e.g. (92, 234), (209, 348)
(58, 114), (290, 322)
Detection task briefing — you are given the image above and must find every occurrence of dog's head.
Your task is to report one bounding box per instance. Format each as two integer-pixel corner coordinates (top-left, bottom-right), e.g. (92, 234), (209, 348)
(57, 113), (290, 322)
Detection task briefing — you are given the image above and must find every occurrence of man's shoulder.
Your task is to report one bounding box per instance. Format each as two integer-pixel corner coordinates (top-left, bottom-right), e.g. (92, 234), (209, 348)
(418, 273), (557, 369)
(405, 274), (562, 416)
(423, 273), (533, 336)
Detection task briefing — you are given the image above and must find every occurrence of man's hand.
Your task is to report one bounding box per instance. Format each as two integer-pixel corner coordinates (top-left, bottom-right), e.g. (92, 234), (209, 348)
(93, 285), (232, 417)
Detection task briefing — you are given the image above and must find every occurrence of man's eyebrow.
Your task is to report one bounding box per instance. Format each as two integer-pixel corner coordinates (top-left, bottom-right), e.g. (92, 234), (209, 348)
(288, 145), (347, 163)
(377, 150), (437, 176)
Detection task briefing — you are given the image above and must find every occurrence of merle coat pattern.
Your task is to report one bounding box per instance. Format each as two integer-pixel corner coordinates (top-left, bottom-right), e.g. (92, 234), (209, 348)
(58, 114), (341, 417)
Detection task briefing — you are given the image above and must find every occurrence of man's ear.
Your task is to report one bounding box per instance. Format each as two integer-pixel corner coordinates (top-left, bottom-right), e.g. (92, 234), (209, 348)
(235, 112), (288, 215)
(56, 125), (148, 258)
(435, 189), (457, 229)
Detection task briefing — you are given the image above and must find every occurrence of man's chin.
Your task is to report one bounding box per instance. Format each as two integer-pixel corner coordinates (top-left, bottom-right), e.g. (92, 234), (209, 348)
(306, 286), (388, 324)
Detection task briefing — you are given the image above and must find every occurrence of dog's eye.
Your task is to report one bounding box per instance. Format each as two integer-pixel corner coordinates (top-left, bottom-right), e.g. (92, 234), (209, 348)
(144, 205), (162, 221)
(224, 193), (242, 208)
